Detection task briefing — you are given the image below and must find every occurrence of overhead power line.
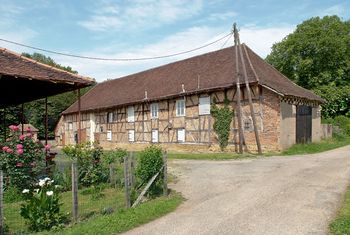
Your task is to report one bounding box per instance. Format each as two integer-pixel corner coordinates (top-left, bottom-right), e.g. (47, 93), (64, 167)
(0, 32), (232, 61)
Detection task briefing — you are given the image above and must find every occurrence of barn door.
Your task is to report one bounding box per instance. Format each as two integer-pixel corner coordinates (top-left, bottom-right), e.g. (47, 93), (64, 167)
(296, 105), (312, 144)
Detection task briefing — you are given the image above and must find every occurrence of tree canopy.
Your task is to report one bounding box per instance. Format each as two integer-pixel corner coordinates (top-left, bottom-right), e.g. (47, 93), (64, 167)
(266, 15), (350, 118)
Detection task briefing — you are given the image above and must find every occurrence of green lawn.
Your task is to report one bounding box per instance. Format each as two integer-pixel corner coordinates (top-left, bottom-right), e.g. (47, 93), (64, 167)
(168, 152), (256, 160)
(329, 186), (350, 235)
(37, 193), (183, 235)
(5, 187), (125, 233)
(281, 136), (350, 156)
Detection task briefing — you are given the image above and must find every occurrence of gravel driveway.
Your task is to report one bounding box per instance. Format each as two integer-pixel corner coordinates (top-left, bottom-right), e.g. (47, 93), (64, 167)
(124, 145), (350, 235)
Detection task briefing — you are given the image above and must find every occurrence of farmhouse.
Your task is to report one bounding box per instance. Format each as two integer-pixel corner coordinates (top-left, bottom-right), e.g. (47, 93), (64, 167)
(55, 44), (324, 152)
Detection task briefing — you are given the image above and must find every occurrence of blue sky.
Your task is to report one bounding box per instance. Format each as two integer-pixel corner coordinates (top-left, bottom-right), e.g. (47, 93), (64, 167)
(0, 0), (349, 82)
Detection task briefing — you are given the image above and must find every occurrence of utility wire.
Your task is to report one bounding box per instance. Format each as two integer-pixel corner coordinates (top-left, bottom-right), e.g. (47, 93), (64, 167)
(0, 32), (232, 61)
(220, 33), (233, 49)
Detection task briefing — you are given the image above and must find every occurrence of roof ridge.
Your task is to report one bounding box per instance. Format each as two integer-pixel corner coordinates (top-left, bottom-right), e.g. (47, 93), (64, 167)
(0, 47), (94, 83)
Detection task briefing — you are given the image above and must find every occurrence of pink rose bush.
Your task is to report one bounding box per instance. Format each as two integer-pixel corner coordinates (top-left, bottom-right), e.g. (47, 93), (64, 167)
(0, 125), (45, 190)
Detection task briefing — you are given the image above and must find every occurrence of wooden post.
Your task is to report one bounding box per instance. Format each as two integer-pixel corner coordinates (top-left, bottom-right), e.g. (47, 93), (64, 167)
(124, 155), (131, 208)
(71, 162), (78, 222)
(234, 24), (262, 154)
(77, 89), (82, 144)
(0, 171), (3, 235)
(109, 164), (116, 188)
(232, 23), (245, 153)
(163, 151), (168, 196)
(129, 152), (135, 188)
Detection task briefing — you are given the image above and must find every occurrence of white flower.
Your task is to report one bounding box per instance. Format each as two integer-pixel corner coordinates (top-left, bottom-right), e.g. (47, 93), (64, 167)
(34, 189), (39, 193)
(46, 191), (53, 196)
(38, 180), (46, 187)
(44, 177), (51, 182)
(22, 189), (29, 194)
(54, 185), (60, 189)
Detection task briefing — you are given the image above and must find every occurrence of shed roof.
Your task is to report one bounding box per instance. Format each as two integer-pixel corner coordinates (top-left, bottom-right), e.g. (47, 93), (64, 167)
(0, 47), (94, 108)
(63, 44), (323, 114)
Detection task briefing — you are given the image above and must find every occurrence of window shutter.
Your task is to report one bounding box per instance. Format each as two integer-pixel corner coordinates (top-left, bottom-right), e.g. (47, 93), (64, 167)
(127, 106), (134, 122)
(152, 130), (158, 143)
(107, 130), (112, 141)
(177, 129), (185, 142)
(128, 130), (135, 142)
(199, 96), (211, 115)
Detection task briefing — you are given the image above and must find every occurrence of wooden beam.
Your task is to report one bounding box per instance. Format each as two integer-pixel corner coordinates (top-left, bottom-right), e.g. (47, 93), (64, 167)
(77, 89), (81, 144)
(234, 24), (262, 154)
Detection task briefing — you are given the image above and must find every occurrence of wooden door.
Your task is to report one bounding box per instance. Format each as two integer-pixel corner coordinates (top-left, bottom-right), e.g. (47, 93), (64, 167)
(296, 105), (312, 144)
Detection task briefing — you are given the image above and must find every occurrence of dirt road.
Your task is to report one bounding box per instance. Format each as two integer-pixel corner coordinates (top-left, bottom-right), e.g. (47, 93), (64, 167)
(125, 146), (350, 235)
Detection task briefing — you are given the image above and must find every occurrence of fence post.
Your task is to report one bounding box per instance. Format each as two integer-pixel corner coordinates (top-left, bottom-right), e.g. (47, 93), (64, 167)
(71, 162), (78, 222)
(124, 155), (131, 208)
(0, 171), (3, 235)
(163, 151), (168, 196)
(130, 152), (135, 188)
(109, 164), (116, 188)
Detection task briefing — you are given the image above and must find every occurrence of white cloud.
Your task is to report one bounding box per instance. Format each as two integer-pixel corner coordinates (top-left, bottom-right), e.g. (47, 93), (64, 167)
(208, 11), (237, 21)
(79, 0), (203, 31)
(52, 25), (294, 82)
(320, 4), (345, 17)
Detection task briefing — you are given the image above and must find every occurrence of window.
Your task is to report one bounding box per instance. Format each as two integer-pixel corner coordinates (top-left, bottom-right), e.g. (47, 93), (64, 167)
(127, 106), (135, 122)
(244, 118), (253, 132)
(107, 130), (112, 141)
(177, 129), (185, 142)
(68, 122), (73, 130)
(107, 112), (114, 123)
(100, 126), (104, 132)
(199, 96), (211, 115)
(150, 103), (158, 119)
(176, 98), (185, 116)
(128, 130), (135, 142)
(152, 130), (159, 143)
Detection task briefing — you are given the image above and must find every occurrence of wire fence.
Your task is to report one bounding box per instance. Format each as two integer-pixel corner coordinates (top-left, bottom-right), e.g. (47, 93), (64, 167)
(0, 151), (167, 234)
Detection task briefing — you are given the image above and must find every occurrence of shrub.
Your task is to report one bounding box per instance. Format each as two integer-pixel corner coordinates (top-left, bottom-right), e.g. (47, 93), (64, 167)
(136, 145), (164, 196)
(103, 148), (127, 165)
(62, 143), (108, 187)
(0, 125), (45, 190)
(20, 177), (67, 232)
(333, 116), (350, 136)
(4, 186), (23, 203)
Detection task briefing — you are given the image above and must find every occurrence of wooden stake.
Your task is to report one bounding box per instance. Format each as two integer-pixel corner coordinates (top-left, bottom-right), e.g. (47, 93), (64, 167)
(163, 151), (168, 196)
(129, 152), (135, 188)
(124, 155), (131, 208)
(71, 162), (78, 222)
(232, 23), (245, 154)
(234, 24), (262, 154)
(0, 171), (3, 235)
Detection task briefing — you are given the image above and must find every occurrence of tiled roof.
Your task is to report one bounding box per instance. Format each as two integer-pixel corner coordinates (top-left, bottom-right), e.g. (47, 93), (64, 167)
(63, 44), (323, 114)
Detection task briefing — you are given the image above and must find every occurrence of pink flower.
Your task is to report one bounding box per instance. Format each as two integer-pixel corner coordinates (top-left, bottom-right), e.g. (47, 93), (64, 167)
(2, 146), (9, 152)
(17, 149), (24, 155)
(26, 133), (32, 138)
(30, 162), (36, 167)
(16, 144), (23, 149)
(26, 127), (32, 133)
(9, 125), (19, 132)
(6, 148), (13, 154)
(16, 162), (23, 167)
(44, 144), (51, 151)
(19, 134), (26, 141)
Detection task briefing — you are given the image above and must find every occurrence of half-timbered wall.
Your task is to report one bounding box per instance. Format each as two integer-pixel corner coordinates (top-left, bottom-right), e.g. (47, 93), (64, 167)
(58, 86), (300, 152)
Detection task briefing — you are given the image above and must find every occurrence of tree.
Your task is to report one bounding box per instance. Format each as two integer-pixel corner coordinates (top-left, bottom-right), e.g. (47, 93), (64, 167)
(266, 15), (350, 118)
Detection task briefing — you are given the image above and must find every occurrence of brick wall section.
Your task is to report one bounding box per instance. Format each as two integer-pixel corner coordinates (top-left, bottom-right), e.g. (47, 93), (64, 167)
(57, 86), (282, 152)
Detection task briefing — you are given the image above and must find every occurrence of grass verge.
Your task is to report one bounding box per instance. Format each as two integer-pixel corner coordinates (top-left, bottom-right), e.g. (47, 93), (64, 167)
(329, 186), (350, 235)
(37, 193), (183, 235)
(281, 135), (350, 156)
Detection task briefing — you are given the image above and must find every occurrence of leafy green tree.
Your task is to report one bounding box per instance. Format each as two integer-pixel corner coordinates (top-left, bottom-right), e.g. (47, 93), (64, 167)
(266, 15), (350, 118)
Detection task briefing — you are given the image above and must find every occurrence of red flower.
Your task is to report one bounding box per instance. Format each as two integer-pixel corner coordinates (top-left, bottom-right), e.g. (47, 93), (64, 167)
(6, 148), (13, 154)
(9, 125), (19, 132)
(16, 144), (23, 149)
(16, 162), (23, 167)
(17, 149), (24, 155)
